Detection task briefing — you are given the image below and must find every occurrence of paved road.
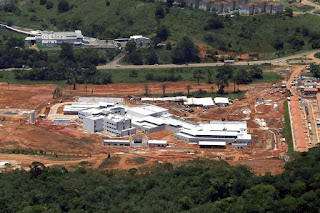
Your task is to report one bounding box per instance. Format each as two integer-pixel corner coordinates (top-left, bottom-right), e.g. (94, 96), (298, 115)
(294, 0), (320, 16)
(97, 49), (320, 70)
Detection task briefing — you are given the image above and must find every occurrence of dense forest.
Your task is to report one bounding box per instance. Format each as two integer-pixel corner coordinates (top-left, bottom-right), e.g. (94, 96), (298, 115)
(0, 147), (320, 212)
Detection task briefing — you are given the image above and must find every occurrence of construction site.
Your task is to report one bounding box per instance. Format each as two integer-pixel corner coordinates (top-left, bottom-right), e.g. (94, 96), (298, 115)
(0, 64), (318, 175)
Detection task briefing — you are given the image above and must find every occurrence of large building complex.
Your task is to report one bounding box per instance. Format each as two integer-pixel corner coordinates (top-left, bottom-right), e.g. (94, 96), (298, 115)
(64, 98), (251, 147)
(25, 30), (84, 47)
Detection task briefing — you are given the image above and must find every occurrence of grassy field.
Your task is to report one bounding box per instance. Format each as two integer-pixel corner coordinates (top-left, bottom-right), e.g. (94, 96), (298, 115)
(1, 0), (320, 58)
(146, 90), (248, 100)
(283, 101), (294, 155)
(0, 66), (283, 85)
(0, 71), (67, 85)
(100, 67), (284, 84)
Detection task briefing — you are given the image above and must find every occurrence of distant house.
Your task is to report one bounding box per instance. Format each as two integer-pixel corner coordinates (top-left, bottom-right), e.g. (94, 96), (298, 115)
(241, 2), (256, 15)
(25, 30), (84, 47)
(241, 1), (283, 15)
(270, 3), (284, 14)
(129, 35), (151, 46)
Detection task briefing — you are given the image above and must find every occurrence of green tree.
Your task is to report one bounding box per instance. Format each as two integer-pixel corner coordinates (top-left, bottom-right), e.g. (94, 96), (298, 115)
(285, 8), (293, 17)
(147, 49), (158, 65)
(46, 1), (53, 9)
(172, 37), (200, 64)
(162, 84), (167, 97)
(40, 0), (47, 5)
(156, 25), (169, 41)
(186, 85), (192, 97)
(250, 65), (263, 79)
(129, 70), (138, 78)
(207, 69), (213, 84)
(58, 0), (69, 13)
(125, 40), (137, 53)
(144, 84), (150, 96)
(155, 7), (165, 19)
(59, 43), (74, 62)
(216, 65), (233, 94)
(166, 0), (174, 7)
(128, 51), (143, 65)
(193, 70), (204, 85)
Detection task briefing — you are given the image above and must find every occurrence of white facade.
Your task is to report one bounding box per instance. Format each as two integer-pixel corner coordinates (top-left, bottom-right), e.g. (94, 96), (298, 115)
(103, 114), (136, 136)
(148, 140), (168, 147)
(104, 139), (130, 146)
(34, 30), (84, 46)
(214, 97), (230, 106)
(78, 108), (104, 123)
(129, 35), (151, 46)
(184, 97), (214, 108)
(83, 116), (104, 133)
(53, 118), (70, 125)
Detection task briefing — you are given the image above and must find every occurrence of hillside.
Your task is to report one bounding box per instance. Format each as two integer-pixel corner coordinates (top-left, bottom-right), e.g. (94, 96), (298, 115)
(1, 0), (320, 57)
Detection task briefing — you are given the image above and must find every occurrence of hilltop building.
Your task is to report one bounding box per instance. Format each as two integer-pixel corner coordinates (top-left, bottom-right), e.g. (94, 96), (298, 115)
(25, 30), (84, 47)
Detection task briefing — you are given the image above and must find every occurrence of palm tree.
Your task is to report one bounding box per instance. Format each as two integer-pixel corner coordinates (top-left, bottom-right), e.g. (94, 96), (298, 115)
(144, 84), (149, 96)
(210, 86), (214, 94)
(162, 84), (167, 97)
(186, 85), (192, 97)
(193, 70), (204, 85)
(207, 69), (213, 84)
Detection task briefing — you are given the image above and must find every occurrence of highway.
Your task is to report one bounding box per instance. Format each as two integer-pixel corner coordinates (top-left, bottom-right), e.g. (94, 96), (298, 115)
(97, 49), (320, 70)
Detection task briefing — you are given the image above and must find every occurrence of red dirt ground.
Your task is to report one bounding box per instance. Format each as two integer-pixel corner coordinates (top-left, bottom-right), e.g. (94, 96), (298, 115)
(0, 70), (289, 174)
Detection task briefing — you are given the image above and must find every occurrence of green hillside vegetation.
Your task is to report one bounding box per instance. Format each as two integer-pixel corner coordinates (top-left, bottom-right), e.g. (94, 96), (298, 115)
(2, 147), (320, 212)
(1, 0), (320, 58)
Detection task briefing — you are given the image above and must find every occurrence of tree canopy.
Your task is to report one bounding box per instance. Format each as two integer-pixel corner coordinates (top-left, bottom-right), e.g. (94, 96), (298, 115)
(172, 37), (200, 64)
(1, 147), (320, 212)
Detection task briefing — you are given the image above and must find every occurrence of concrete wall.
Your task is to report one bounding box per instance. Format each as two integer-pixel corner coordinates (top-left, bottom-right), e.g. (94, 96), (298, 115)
(165, 125), (181, 133)
(83, 117), (104, 133)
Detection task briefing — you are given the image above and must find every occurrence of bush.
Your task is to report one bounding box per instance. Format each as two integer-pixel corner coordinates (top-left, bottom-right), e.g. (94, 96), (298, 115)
(58, 0), (69, 13)
(145, 73), (154, 81)
(40, 0), (47, 5)
(129, 70), (138, 78)
(106, 1), (110, 6)
(46, 1), (54, 9)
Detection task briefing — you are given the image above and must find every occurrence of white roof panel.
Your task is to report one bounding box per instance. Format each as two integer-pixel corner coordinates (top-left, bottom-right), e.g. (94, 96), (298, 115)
(214, 97), (229, 104)
(199, 141), (226, 146)
(148, 140), (167, 145)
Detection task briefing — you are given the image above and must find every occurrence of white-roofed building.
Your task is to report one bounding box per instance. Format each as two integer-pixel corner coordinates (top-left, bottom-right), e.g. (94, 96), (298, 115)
(33, 30), (84, 47)
(214, 97), (230, 106)
(148, 140), (168, 147)
(78, 108), (105, 123)
(174, 120), (251, 144)
(53, 118), (71, 125)
(208, 121), (248, 133)
(199, 141), (226, 148)
(127, 104), (169, 118)
(184, 97), (214, 108)
(103, 139), (130, 146)
(129, 35), (151, 46)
